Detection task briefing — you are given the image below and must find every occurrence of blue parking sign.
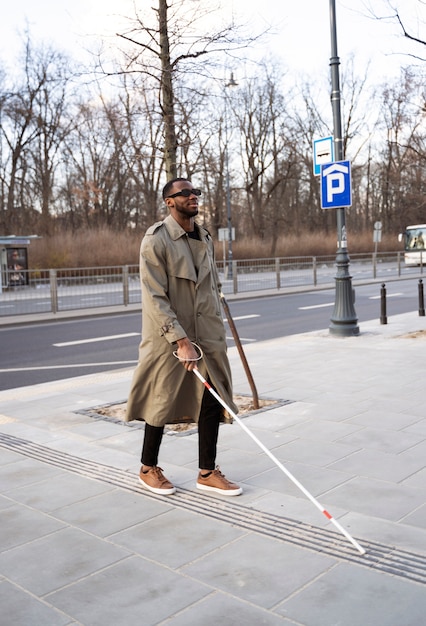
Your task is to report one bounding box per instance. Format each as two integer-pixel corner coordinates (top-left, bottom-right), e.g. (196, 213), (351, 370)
(320, 160), (352, 209)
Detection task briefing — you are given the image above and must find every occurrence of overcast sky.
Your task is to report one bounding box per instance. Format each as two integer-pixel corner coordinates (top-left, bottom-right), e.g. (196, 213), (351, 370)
(0, 0), (424, 81)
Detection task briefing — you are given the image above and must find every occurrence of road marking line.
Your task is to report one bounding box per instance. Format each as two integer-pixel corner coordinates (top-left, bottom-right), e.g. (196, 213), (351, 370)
(299, 303), (334, 310)
(226, 336), (256, 342)
(223, 314), (260, 322)
(80, 297), (107, 302)
(53, 333), (140, 347)
(0, 361), (137, 373)
(369, 293), (403, 300)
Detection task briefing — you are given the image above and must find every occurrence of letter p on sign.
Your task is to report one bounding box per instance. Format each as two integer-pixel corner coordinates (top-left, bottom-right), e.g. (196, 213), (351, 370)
(327, 172), (345, 202)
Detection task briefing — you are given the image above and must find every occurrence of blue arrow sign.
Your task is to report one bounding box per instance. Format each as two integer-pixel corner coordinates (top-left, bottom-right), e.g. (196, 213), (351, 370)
(320, 160), (352, 209)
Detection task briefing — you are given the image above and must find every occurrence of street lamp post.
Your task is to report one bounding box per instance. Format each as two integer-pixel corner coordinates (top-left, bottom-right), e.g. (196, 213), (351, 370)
(225, 72), (237, 279)
(328, 0), (359, 336)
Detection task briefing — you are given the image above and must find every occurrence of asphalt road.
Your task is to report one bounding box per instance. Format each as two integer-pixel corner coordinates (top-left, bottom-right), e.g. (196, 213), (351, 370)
(0, 281), (421, 391)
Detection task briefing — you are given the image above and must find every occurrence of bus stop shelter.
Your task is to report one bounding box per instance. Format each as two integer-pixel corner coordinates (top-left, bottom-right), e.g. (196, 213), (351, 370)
(0, 236), (38, 293)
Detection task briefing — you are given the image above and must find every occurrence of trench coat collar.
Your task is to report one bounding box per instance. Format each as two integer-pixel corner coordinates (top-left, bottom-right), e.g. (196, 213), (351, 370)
(163, 213), (209, 242)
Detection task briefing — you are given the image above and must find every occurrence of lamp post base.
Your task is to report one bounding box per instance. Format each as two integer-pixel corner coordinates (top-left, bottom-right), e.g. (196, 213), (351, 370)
(329, 275), (359, 336)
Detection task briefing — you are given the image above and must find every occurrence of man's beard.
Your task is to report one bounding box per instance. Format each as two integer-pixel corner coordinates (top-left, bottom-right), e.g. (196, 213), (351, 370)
(176, 205), (198, 218)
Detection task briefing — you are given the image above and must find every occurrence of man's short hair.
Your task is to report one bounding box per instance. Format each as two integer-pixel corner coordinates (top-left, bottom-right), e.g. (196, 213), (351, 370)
(162, 177), (190, 200)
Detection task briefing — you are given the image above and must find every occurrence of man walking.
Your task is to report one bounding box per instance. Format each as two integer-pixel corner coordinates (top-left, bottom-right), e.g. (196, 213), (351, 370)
(126, 177), (242, 497)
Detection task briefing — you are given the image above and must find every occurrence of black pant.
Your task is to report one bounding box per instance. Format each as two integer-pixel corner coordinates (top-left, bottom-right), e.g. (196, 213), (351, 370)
(141, 383), (221, 470)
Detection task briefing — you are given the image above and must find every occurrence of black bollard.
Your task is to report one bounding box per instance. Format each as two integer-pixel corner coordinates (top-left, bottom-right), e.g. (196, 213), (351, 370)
(419, 279), (425, 317)
(380, 283), (387, 325)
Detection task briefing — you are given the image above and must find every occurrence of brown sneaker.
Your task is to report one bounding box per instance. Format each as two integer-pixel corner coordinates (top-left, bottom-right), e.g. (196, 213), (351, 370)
(196, 466), (242, 496)
(139, 466), (176, 495)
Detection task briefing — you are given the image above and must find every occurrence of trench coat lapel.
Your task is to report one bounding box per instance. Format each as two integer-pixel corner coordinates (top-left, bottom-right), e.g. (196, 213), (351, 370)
(163, 215), (211, 286)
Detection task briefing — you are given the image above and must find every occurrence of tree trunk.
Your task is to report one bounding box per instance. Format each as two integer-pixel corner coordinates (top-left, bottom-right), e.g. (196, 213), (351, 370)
(159, 0), (177, 180)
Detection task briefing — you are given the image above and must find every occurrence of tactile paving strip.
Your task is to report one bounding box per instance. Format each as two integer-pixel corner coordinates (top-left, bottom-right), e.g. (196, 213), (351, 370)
(1, 431), (426, 586)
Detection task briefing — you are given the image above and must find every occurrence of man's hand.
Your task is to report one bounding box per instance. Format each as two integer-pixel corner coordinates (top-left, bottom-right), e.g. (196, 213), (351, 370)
(176, 338), (199, 371)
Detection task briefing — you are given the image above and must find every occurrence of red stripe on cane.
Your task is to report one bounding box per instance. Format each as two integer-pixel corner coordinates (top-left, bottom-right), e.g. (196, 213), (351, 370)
(323, 510), (333, 520)
(200, 375), (211, 389)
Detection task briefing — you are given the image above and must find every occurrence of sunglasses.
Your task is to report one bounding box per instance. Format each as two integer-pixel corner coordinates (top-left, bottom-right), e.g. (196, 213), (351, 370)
(166, 188), (202, 199)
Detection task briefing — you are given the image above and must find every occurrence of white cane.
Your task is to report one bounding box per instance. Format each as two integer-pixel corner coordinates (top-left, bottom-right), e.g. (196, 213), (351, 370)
(192, 366), (366, 556)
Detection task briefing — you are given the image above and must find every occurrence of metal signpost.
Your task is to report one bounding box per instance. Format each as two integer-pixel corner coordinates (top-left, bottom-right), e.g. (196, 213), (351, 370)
(373, 221), (382, 253)
(218, 227), (235, 279)
(373, 221), (383, 278)
(326, 0), (359, 336)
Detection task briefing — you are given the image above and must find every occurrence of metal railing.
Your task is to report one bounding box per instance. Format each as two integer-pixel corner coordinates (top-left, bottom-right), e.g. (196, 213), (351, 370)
(0, 265), (141, 317)
(0, 251), (423, 317)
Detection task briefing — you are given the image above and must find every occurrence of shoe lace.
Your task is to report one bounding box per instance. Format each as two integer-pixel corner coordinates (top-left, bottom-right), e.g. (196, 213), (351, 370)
(212, 466), (232, 485)
(152, 466), (168, 484)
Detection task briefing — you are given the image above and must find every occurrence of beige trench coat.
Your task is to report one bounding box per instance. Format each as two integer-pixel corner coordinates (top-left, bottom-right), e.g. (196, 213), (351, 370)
(126, 214), (237, 426)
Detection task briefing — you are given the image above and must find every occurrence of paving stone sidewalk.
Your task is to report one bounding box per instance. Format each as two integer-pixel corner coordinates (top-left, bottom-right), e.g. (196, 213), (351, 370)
(1, 312), (426, 625)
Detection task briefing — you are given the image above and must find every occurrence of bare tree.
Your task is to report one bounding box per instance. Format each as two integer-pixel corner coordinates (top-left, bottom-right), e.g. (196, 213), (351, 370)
(374, 68), (426, 230)
(0, 40), (44, 233)
(113, 0), (259, 180)
(231, 66), (300, 248)
(117, 75), (166, 228)
(28, 48), (73, 234)
(59, 96), (128, 229)
(0, 37), (74, 234)
(289, 80), (332, 235)
(366, 0), (426, 60)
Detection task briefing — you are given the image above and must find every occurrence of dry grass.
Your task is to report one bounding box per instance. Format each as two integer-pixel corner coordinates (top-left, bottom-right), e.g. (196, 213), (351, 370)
(30, 228), (143, 268)
(28, 227), (399, 269)
(234, 233), (335, 258)
(233, 231), (399, 259)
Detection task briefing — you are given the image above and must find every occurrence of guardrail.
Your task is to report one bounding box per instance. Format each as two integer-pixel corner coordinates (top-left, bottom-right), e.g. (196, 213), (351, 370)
(0, 251), (423, 317)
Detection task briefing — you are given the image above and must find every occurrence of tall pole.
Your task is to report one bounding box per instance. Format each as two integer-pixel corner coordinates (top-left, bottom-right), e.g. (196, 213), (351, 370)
(328, 0), (359, 336)
(225, 73), (237, 279)
(225, 139), (233, 279)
